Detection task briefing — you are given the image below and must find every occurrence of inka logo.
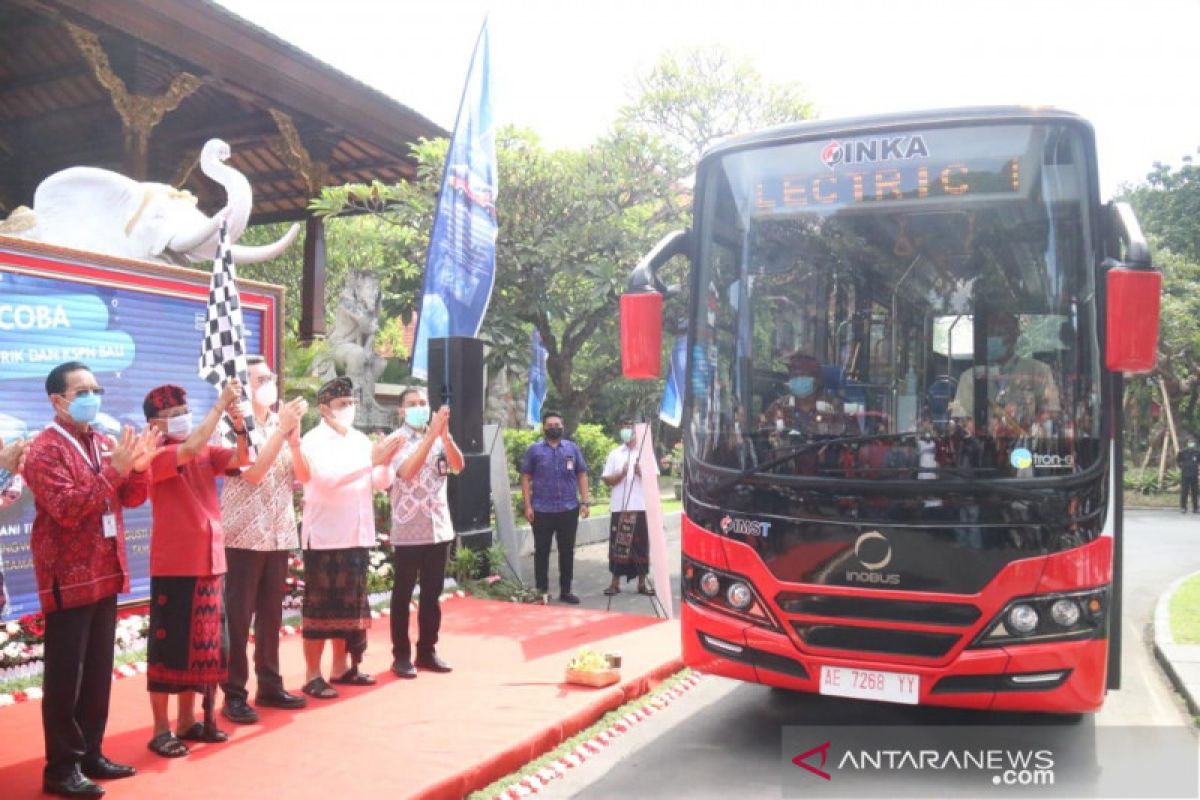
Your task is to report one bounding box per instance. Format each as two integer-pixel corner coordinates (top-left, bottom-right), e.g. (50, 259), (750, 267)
(1010, 448), (1033, 469)
(793, 741), (833, 780)
(820, 135), (930, 170)
(719, 515), (772, 538)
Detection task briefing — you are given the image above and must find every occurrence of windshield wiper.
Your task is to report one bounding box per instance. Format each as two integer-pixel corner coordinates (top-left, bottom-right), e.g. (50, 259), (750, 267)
(713, 432), (916, 494)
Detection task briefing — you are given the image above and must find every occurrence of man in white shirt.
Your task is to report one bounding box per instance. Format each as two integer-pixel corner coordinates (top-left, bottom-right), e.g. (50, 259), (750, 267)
(601, 418), (658, 597)
(297, 377), (401, 700)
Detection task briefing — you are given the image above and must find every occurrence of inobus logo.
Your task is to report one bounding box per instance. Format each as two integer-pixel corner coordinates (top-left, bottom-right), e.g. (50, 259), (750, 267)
(846, 531), (899, 585)
(793, 741), (1056, 786)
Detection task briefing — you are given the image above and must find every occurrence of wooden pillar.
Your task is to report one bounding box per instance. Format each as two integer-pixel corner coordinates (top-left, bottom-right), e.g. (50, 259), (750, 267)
(300, 214), (327, 342)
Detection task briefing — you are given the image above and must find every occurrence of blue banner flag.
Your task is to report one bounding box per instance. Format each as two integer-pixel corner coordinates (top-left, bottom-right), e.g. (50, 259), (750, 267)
(525, 327), (548, 427)
(411, 20), (497, 379)
(660, 336), (687, 427)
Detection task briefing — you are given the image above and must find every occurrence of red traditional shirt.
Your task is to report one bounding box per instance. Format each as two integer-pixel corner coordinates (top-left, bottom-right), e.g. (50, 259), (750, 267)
(148, 444), (236, 577)
(25, 418), (150, 613)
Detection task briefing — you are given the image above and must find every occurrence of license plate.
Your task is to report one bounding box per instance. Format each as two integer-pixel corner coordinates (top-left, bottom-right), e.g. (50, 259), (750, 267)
(819, 665), (920, 705)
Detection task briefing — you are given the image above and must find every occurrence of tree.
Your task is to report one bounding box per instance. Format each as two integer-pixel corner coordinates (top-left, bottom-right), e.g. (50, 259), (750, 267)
(1121, 153), (1200, 459)
(618, 45), (816, 166)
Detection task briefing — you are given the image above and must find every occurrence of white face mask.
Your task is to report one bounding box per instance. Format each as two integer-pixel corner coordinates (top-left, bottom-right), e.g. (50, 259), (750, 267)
(254, 382), (278, 408)
(332, 405), (356, 429)
(166, 413), (193, 441)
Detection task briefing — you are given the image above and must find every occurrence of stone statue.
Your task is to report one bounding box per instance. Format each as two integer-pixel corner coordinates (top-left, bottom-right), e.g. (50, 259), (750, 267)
(313, 270), (394, 429)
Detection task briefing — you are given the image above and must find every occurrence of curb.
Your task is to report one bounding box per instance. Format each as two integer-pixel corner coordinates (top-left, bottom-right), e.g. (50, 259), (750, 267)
(0, 590), (471, 707)
(1151, 570), (1200, 719)
(489, 671), (703, 799)
(413, 655), (687, 799)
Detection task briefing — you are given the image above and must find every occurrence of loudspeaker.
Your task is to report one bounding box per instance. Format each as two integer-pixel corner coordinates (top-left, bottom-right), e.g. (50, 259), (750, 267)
(428, 337), (485, 453)
(448, 452), (491, 533)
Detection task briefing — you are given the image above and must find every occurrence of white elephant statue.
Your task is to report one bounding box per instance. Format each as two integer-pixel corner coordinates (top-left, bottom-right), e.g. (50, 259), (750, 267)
(0, 139), (298, 265)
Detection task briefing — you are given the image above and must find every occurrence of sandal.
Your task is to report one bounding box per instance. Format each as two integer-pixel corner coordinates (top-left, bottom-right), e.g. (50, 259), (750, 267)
(638, 585), (657, 596)
(603, 586), (620, 596)
(302, 676), (339, 699)
(331, 668), (377, 686)
(178, 721), (229, 743)
(147, 731), (190, 758)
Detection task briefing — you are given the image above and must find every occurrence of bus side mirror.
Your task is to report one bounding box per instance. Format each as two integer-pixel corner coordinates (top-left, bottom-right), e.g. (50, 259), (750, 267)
(1104, 202), (1159, 374)
(621, 229), (689, 380)
(621, 291), (664, 379)
(1105, 266), (1160, 374)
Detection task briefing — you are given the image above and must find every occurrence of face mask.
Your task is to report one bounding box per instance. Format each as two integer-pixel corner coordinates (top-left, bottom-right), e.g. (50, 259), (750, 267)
(66, 393), (101, 424)
(254, 382), (278, 408)
(332, 405), (356, 429)
(788, 376), (815, 398)
(986, 336), (1008, 360)
(1191, 442), (1197, 450)
(544, 427), (563, 441)
(404, 406), (431, 428)
(619, 427), (633, 443)
(775, 418), (786, 432)
(166, 413), (193, 440)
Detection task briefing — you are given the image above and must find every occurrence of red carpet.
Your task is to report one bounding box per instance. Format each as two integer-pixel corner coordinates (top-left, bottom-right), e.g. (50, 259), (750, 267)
(0, 598), (682, 799)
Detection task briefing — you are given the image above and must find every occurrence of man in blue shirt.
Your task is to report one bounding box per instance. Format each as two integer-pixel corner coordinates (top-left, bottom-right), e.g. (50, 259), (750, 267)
(520, 412), (590, 604)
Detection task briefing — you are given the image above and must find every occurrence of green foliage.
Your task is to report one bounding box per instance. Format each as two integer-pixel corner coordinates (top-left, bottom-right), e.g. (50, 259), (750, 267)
(619, 45), (816, 166)
(1123, 466), (1180, 495)
(448, 545), (480, 585)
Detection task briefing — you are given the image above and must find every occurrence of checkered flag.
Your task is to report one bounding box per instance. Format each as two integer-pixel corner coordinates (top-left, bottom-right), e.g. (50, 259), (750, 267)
(198, 222), (256, 454)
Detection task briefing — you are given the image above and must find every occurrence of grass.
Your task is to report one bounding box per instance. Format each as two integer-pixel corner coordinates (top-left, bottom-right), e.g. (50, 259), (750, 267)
(1170, 574), (1200, 644)
(1125, 491), (1189, 509)
(467, 669), (694, 799)
(591, 496), (682, 517)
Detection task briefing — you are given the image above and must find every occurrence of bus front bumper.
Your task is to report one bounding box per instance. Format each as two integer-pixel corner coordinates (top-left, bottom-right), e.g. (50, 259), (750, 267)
(682, 600), (1107, 714)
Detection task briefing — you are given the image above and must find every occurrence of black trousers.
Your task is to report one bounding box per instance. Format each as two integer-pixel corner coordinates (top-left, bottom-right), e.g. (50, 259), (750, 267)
(532, 508), (579, 594)
(221, 548), (289, 702)
(390, 541), (450, 662)
(1182, 475), (1199, 511)
(41, 595), (117, 780)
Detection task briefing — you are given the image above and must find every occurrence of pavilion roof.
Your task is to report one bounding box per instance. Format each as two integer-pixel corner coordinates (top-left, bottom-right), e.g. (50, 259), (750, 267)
(0, 0), (447, 223)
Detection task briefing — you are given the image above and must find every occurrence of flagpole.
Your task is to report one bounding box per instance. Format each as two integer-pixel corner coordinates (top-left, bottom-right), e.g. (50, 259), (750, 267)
(411, 16), (491, 387)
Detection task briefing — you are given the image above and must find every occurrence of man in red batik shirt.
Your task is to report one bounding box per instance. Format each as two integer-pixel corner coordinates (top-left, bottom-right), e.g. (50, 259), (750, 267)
(24, 361), (163, 799)
(143, 380), (249, 759)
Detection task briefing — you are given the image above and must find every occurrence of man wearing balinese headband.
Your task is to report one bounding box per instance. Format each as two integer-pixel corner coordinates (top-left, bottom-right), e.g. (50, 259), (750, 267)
(142, 379), (250, 759)
(297, 377), (403, 700)
(383, 386), (464, 678)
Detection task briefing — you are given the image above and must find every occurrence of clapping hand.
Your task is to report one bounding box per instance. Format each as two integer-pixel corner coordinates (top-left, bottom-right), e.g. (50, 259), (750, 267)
(371, 430), (405, 466)
(429, 406), (450, 439)
(0, 436), (28, 474)
(278, 397), (307, 435)
(131, 427), (166, 473)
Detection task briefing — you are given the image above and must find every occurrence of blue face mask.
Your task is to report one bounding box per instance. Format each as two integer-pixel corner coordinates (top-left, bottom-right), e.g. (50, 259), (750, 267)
(619, 427), (633, 443)
(67, 393), (101, 424)
(986, 336), (1008, 360)
(404, 406), (431, 428)
(788, 376), (816, 398)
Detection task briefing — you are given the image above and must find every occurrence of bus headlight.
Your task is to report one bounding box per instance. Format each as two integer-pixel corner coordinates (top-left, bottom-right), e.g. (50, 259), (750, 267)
(726, 582), (754, 611)
(699, 572), (721, 599)
(1049, 598), (1081, 628)
(970, 587), (1109, 648)
(1006, 604), (1039, 635)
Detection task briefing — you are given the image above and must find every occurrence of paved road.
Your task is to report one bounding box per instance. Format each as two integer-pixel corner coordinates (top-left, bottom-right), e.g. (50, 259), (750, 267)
(529, 510), (1200, 799)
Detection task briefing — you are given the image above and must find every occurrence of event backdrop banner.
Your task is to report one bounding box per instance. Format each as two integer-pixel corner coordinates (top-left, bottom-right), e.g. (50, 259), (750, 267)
(0, 239), (281, 620)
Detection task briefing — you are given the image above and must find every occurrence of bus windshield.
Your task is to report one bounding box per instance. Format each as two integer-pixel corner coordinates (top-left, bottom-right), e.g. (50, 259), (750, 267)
(689, 122), (1102, 482)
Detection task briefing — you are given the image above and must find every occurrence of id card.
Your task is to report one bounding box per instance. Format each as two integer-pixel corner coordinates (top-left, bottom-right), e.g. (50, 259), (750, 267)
(565, 455), (575, 472)
(436, 454), (448, 477)
(102, 513), (118, 539)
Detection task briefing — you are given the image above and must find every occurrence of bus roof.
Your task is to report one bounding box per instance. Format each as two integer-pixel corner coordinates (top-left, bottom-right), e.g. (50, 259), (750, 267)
(701, 106), (1095, 163)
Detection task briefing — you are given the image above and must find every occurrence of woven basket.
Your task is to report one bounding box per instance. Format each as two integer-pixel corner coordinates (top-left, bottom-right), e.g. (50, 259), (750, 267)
(565, 667), (620, 687)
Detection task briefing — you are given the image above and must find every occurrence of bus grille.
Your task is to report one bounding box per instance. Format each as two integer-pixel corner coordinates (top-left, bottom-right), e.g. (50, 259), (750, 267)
(792, 624), (960, 658)
(776, 594), (980, 626)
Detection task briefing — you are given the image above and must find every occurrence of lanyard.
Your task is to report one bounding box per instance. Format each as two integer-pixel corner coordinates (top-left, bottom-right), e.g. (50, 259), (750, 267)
(49, 422), (103, 474)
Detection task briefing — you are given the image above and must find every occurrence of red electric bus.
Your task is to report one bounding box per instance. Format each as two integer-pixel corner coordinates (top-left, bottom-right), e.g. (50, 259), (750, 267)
(621, 107), (1160, 714)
